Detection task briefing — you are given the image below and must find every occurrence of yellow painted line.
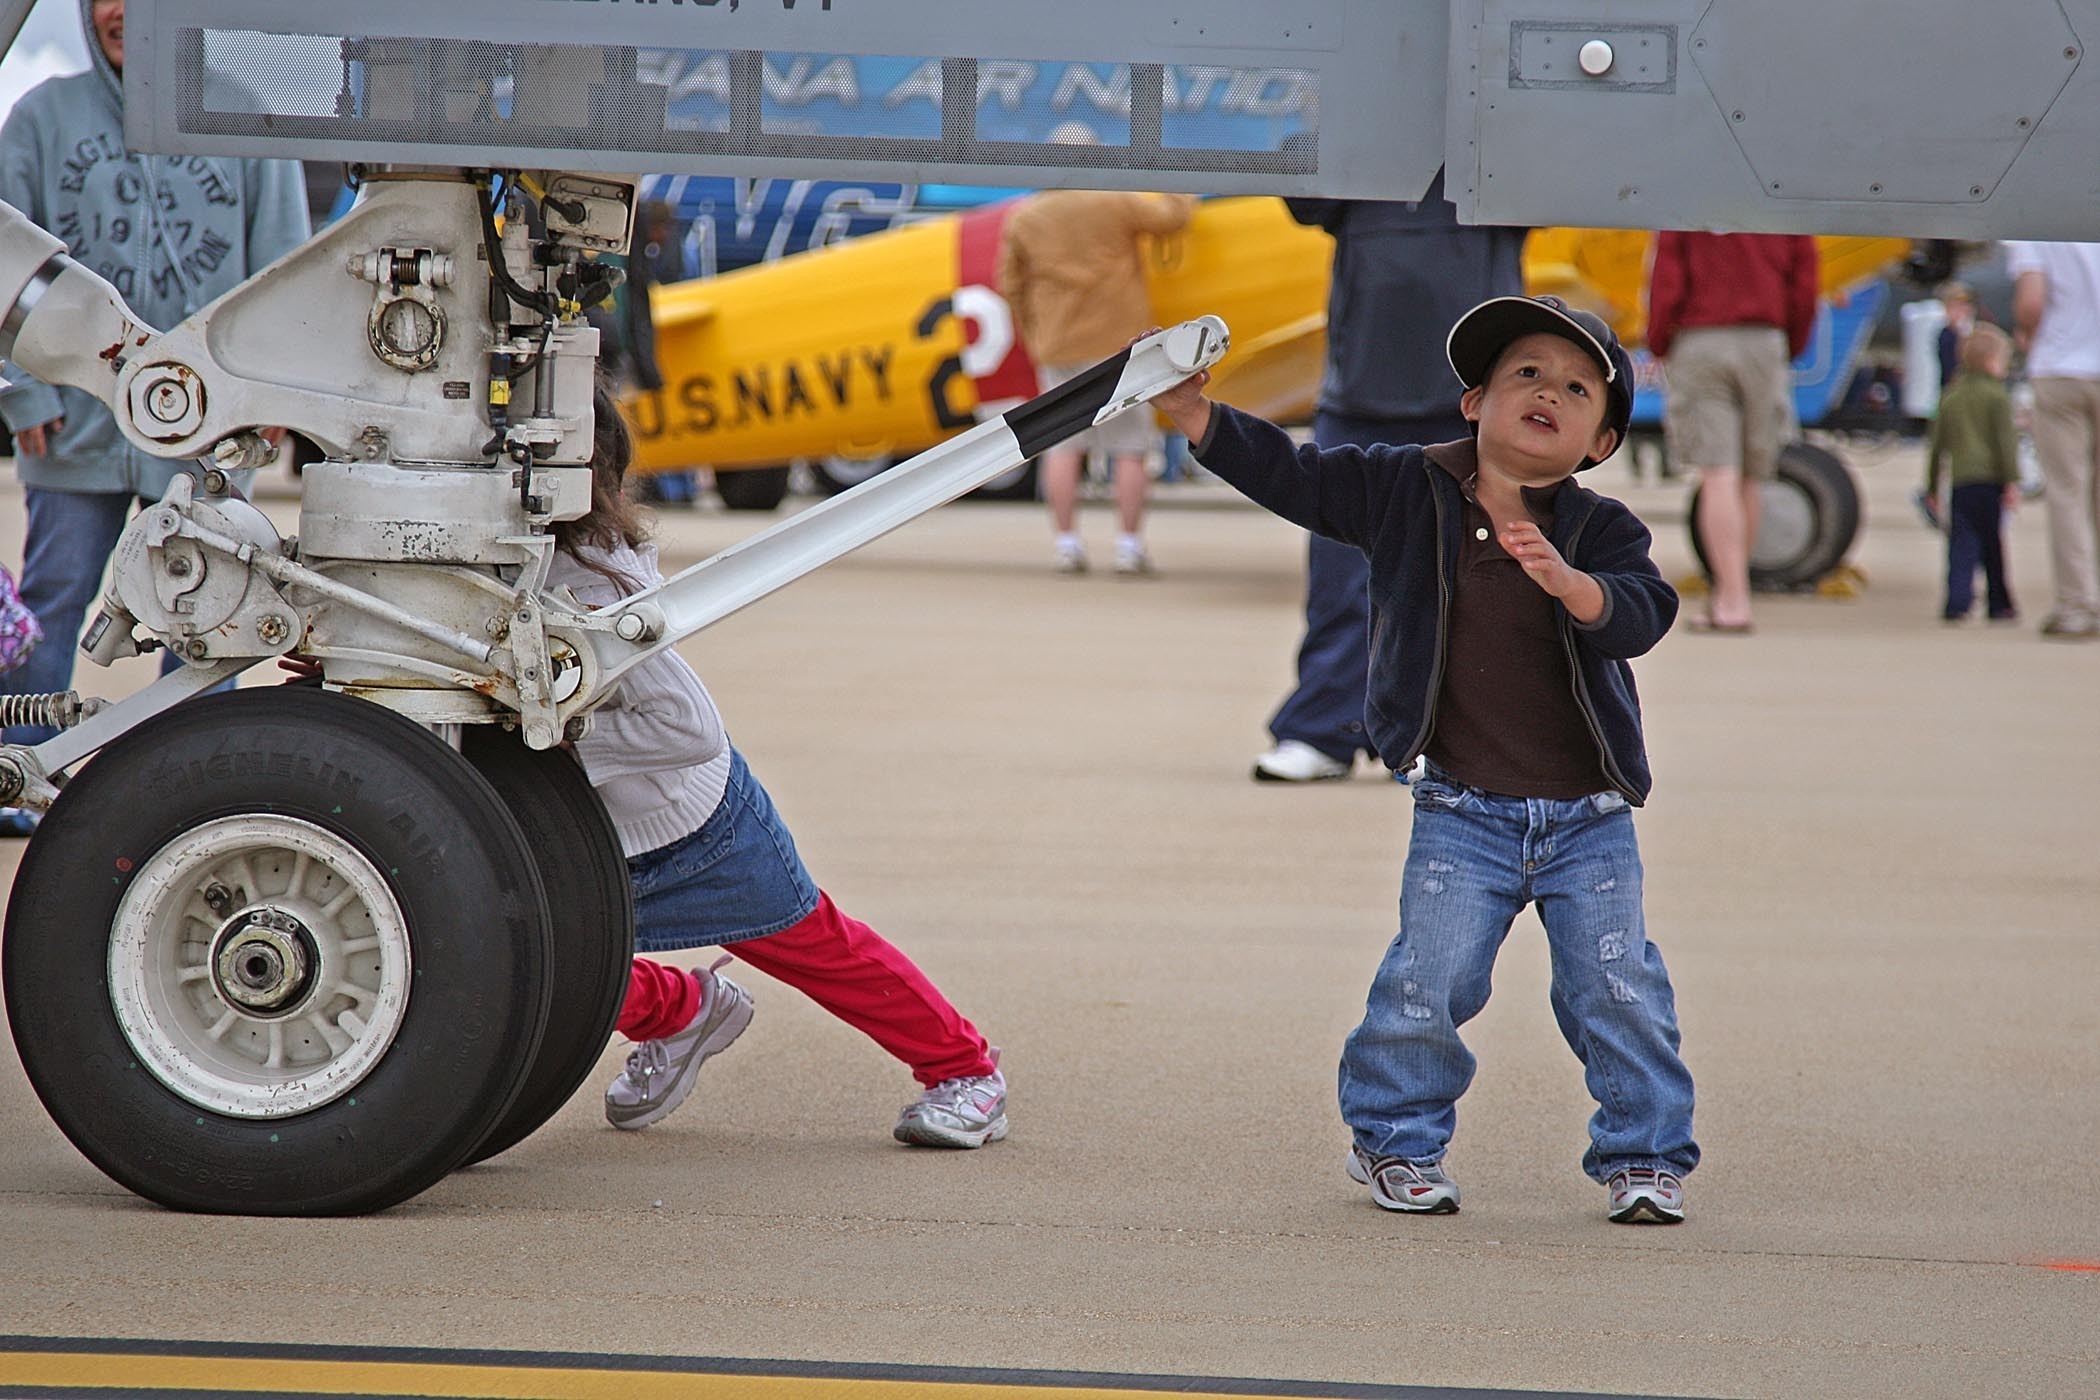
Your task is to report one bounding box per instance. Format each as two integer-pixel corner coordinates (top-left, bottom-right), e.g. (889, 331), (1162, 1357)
(0, 1351), (1314, 1400)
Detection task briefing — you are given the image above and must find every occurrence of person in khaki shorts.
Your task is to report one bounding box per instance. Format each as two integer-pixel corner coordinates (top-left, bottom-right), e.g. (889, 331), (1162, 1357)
(2006, 240), (2100, 640)
(1647, 232), (1820, 632)
(998, 190), (1196, 575)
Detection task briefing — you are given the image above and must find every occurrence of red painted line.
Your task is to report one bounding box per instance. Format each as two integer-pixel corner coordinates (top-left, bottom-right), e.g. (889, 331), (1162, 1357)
(2036, 1260), (2100, 1273)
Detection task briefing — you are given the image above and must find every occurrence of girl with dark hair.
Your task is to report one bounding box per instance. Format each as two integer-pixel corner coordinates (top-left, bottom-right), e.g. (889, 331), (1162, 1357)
(554, 389), (1008, 1146)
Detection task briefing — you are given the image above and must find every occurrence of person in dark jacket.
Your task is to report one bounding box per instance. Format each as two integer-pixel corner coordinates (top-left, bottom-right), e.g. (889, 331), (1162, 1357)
(1934, 280), (1977, 392)
(1155, 295), (1697, 1225)
(1255, 177), (1527, 781)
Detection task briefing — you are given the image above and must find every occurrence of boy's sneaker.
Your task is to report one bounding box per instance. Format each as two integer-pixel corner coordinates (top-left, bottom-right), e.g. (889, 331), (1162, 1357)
(894, 1057), (1008, 1148)
(1606, 1167), (1686, 1224)
(604, 957), (755, 1131)
(1346, 1143), (1460, 1214)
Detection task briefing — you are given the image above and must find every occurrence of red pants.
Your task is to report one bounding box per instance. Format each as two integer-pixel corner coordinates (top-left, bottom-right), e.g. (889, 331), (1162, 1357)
(616, 891), (994, 1088)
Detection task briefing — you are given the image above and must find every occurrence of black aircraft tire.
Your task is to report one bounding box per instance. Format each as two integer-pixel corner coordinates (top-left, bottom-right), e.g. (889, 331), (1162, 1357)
(811, 456), (893, 495)
(967, 459), (1041, 502)
(714, 465), (792, 511)
(458, 728), (633, 1164)
(1688, 440), (1861, 591)
(2, 688), (554, 1216)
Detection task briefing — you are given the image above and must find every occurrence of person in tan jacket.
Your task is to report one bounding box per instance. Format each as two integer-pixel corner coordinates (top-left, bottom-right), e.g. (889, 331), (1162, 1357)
(998, 190), (1196, 574)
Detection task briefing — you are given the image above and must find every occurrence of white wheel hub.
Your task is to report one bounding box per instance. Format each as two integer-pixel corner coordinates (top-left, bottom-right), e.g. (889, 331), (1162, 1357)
(109, 815), (412, 1118)
(1753, 477), (1816, 569)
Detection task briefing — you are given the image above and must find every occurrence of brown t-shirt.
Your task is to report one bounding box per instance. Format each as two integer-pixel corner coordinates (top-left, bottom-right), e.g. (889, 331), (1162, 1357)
(1420, 442), (1608, 799)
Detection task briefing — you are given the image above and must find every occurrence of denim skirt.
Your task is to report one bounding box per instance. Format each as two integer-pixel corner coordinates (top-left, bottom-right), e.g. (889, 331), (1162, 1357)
(628, 748), (820, 953)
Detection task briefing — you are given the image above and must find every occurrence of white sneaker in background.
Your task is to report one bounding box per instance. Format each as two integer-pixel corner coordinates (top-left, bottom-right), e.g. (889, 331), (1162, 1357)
(1112, 542), (1157, 577)
(1252, 740), (1350, 783)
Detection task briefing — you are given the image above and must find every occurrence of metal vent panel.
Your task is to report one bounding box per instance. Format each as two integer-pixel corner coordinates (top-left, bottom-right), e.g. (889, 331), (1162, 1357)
(128, 0), (1447, 200)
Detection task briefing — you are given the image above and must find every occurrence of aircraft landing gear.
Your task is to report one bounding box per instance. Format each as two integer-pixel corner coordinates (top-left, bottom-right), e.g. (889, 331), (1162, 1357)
(457, 726), (633, 1165)
(2, 687), (627, 1215)
(1688, 439), (1863, 591)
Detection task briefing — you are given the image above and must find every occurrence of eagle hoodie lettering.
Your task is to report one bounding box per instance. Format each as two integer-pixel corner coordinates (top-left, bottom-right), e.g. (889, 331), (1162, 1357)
(0, 0), (310, 496)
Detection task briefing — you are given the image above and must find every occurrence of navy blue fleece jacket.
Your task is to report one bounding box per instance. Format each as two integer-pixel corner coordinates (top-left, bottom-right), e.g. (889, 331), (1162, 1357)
(1194, 404), (1677, 803)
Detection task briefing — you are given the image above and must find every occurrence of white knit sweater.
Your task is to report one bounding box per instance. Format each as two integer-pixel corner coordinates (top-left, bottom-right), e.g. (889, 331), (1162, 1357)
(547, 541), (731, 857)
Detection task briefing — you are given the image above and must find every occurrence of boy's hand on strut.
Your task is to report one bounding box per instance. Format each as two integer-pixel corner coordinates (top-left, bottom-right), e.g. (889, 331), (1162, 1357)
(1153, 369), (1213, 445)
(1135, 326), (1214, 444)
(1500, 521), (1606, 623)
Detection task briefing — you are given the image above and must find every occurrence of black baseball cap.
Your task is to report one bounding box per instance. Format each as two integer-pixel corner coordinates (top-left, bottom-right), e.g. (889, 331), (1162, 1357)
(1446, 295), (1634, 467)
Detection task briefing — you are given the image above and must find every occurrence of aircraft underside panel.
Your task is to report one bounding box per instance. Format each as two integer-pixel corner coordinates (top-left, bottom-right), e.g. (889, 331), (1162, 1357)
(1450, 0), (2100, 240)
(126, 0), (1446, 201)
(124, 0), (2100, 238)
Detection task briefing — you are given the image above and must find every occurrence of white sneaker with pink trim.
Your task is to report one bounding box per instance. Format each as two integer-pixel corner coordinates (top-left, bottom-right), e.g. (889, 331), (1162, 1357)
(893, 1058), (1008, 1148)
(603, 957), (754, 1131)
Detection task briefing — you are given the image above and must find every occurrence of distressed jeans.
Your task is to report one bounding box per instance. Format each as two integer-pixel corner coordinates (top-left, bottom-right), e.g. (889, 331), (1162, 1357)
(1338, 766), (1699, 1182)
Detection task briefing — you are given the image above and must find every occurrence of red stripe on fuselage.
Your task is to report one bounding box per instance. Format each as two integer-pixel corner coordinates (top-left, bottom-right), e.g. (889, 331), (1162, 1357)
(956, 201), (1039, 403)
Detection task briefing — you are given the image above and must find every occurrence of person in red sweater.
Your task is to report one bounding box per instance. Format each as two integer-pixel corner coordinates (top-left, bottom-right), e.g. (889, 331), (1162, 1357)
(1646, 233), (1820, 631)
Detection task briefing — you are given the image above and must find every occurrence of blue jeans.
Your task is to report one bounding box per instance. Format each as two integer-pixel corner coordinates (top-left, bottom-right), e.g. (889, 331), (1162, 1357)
(1269, 412), (1471, 764)
(1338, 766), (1699, 1182)
(629, 749), (820, 953)
(1, 488), (181, 747)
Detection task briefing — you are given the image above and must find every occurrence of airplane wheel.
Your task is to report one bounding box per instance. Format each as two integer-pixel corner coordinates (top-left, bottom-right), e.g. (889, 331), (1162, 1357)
(2, 689), (553, 1216)
(458, 727), (633, 1164)
(967, 459), (1040, 502)
(1689, 440), (1860, 591)
(715, 465), (791, 511)
(811, 454), (892, 495)
(816, 455), (1039, 502)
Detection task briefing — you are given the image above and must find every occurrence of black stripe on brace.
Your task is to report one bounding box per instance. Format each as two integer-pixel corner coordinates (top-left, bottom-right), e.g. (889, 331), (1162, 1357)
(1002, 349), (1134, 460)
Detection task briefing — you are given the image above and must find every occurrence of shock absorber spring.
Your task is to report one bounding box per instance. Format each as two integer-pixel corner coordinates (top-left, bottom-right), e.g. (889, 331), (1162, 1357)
(0, 691), (87, 729)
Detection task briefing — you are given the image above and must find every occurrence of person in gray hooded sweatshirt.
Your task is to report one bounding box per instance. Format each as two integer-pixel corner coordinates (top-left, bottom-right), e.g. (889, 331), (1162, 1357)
(0, 0), (310, 835)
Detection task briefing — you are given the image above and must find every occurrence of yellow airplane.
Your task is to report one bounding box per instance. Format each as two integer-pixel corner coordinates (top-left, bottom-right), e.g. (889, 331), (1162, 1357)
(627, 196), (1908, 505)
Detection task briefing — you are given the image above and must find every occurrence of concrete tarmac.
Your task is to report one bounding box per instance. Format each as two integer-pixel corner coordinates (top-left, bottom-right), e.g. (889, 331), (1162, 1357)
(1, 443), (2095, 1398)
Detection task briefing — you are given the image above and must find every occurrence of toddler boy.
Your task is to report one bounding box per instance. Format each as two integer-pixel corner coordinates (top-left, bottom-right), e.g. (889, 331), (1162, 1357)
(1155, 296), (1698, 1222)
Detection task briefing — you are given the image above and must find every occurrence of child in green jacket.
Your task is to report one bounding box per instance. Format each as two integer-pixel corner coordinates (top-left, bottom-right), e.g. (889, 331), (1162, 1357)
(1926, 323), (2020, 622)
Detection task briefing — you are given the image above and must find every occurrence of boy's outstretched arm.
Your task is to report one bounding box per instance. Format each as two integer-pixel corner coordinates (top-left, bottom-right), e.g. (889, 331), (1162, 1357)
(1155, 374), (1399, 549)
